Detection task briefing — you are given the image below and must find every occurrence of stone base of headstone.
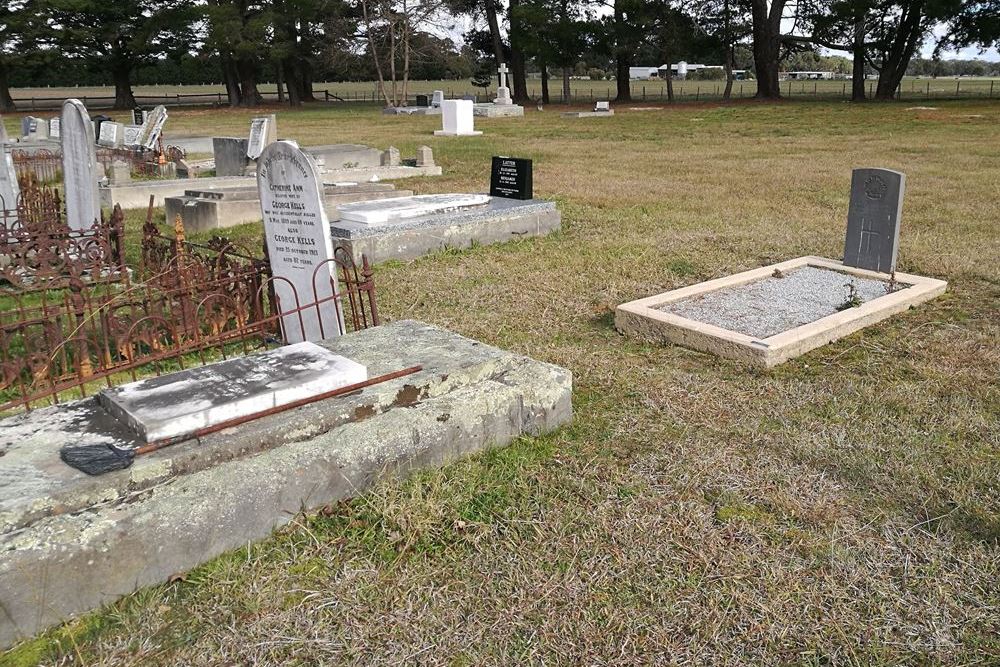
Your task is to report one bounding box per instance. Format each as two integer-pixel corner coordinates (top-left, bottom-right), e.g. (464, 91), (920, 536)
(0, 319), (574, 649)
(561, 110), (615, 118)
(472, 104), (525, 118)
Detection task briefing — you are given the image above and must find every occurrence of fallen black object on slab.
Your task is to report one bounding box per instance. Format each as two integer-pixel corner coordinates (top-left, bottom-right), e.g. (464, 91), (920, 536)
(60, 443), (136, 476)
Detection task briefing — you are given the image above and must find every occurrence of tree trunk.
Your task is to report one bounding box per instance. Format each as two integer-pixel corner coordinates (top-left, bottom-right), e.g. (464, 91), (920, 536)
(300, 60), (316, 101)
(615, 55), (631, 102)
(562, 67), (570, 103)
(222, 55), (242, 106)
(284, 59), (302, 106)
(508, 0), (530, 102)
(874, 2), (924, 100)
(276, 61), (286, 104)
(540, 63), (550, 104)
(484, 0), (505, 65)
(237, 57), (262, 107)
(0, 61), (15, 113)
(111, 56), (137, 110)
(749, 0), (785, 99)
(722, 0), (733, 101)
(851, 16), (867, 101)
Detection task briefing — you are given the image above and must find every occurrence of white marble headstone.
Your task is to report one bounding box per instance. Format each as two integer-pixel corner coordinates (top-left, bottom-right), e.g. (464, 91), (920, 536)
(434, 100), (481, 136)
(140, 105), (168, 150)
(98, 121), (123, 148)
(431, 90), (444, 108)
(257, 141), (344, 343)
(0, 146), (19, 221)
(61, 99), (102, 231)
(122, 125), (143, 147)
(246, 115), (276, 160)
(48, 118), (61, 138)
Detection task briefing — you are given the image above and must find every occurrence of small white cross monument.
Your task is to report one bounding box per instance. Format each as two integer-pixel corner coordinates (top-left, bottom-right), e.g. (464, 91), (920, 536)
(494, 63), (513, 106)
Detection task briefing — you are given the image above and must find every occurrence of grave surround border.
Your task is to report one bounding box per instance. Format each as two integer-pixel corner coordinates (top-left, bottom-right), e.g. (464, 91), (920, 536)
(615, 255), (947, 368)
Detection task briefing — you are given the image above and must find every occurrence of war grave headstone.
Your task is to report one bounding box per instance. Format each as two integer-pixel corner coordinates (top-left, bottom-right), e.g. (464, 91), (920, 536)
(257, 140), (345, 343)
(490, 156), (532, 200)
(615, 167), (947, 368)
(330, 156), (560, 264)
(843, 168), (904, 274)
(98, 121), (124, 148)
(473, 64), (525, 118)
(435, 100), (482, 136)
(246, 114), (277, 160)
(61, 99), (102, 231)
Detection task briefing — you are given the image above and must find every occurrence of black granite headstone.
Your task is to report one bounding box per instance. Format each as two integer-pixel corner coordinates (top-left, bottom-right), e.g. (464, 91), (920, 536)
(843, 167), (905, 274)
(490, 156), (532, 200)
(416, 94), (429, 107)
(132, 107), (146, 125)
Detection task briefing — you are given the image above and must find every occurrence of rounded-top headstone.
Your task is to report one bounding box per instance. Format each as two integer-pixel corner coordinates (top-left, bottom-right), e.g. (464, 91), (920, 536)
(61, 99), (102, 231)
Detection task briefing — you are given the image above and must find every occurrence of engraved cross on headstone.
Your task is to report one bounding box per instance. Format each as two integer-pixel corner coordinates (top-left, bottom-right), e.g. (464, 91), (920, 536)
(843, 167), (905, 274)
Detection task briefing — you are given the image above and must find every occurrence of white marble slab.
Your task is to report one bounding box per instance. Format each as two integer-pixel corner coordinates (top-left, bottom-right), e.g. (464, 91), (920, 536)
(98, 341), (368, 443)
(338, 193), (491, 224)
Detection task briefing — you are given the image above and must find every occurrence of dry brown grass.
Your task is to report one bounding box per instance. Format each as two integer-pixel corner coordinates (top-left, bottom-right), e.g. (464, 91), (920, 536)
(3, 99), (999, 666)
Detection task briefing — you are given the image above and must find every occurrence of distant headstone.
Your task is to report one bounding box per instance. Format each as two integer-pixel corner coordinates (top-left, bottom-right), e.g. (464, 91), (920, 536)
(0, 146), (19, 220)
(490, 156), (532, 200)
(21, 117), (32, 137)
(122, 125), (143, 147)
(48, 118), (60, 138)
(431, 90), (444, 108)
(61, 99), (102, 231)
(140, 105), (168, 150)
(595, 101), (611, 112)
(0, 115), (8, 144)
(256, 141), (344, 342)
(108, 160), (131, 185)
(246, 114), (277, 160)
(843, 167), (904, 274)
(213, 137), (250, 176)
(98, 121), (124, 148)
(380, 146), (400, 167)
(90, 115), (113, 141)
(416, 94), (429, 107)
(434, 100), (482, 137)
(132, 107), (147, 125)
(494, 63), (513, 106)
(415, 145), (434, 167)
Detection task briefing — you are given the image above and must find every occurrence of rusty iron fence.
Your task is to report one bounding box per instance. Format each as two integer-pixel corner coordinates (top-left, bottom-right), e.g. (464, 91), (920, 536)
(0, 204), (379, 414)
(10, 144), (187, 184)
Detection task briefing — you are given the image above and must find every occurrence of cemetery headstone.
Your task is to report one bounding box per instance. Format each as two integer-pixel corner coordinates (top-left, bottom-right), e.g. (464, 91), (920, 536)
(380, 146), (400, 167)
(122, 125), (143, 147)
(98, 121), (124, 148)
(431, 90), (444, 108)
(213, 137), (251, 176)
(0, 115), (8, 144)
(132, 107), (147, 126)
(416, 94), (429, 107)
(108, 160), (131, 185)
(20, 117), (32, 137)
(48, 118), (60, 138)
(246, 114), (277, 160)
(90, 115), (113, 141)
(489, 156), (533, 200)
(140, 105), (168, 150)
(0, 146), (19, 219)
(843, 167), (904, 274)
(434, 100), (482, 136)
(494, 63), (513, 106)
(595, 101), (611, 112)
(416, 145), (434, 167)
(62, 99), (102, 231)
(256, 140), (344, 342)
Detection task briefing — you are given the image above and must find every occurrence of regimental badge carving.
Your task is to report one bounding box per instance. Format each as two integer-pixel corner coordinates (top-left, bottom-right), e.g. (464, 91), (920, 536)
(864, 174), (888, 200)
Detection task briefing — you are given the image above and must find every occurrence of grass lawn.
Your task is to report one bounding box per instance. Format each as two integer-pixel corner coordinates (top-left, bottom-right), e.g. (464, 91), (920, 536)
(3, 99), (999, 665)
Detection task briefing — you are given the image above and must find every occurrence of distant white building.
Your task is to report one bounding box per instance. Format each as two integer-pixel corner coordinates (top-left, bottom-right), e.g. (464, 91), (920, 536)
(782, 71), (835, 80)
(629, 67), (660, 80)
(630, 62), (749, 80)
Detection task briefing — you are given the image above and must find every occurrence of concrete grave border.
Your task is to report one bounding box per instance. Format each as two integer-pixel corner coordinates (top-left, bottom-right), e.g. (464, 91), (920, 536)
(615, 255), (947, 368)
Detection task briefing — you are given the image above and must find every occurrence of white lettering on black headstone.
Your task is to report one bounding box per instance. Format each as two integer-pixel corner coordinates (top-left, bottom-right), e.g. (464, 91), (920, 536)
(489, 156), (533, 200)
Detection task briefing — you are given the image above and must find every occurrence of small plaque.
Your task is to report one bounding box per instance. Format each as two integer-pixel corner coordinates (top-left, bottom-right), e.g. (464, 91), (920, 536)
(490, 156), (532, 200)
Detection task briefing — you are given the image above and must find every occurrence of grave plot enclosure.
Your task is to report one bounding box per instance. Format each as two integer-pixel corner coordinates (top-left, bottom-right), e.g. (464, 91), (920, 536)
(616, 256), (947, 368)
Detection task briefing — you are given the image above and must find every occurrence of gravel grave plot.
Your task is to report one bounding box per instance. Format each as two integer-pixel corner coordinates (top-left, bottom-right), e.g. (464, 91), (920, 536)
(661, 266), (909, 339)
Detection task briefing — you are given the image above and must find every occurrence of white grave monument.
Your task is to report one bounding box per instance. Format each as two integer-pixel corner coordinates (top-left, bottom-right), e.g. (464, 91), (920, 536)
(60, 99), (102, 231)
(431, 90), (445, 108)
(434, 100), (482, 137)
(139, 105), (168, 150)
(122, 125), (143, 147)
(246, 114), (277, 160)
(256, 141), (345, 343)
(98, 121), (123, 148)
(339, 194), (490, 224)
(0, 146), (19, 220)
(494, 63), (513, 106)
(48, 118), (61, 139)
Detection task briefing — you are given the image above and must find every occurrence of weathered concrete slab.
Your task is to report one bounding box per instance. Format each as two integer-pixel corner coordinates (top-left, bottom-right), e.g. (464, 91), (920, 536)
(101, 175), (257, 209)
(615, 256), (947, 368)
(561, 110), (615, 118)
(163, 183), (411, 234)
(331, 197), (561, 264)
(339, 193), (491, 224)
(0, 320), (572, 648)
(473, 104), (525, 118)
(99, 342), (368, 443)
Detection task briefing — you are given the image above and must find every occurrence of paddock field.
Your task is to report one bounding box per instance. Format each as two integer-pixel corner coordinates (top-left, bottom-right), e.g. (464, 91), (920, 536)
(2, 99), (999, 665)
(6, 76), (1000, 107)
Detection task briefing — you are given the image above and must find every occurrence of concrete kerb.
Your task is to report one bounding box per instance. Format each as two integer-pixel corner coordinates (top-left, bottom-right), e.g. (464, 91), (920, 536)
(615, 256), (948, 368)
(0, 320), (573, 648)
